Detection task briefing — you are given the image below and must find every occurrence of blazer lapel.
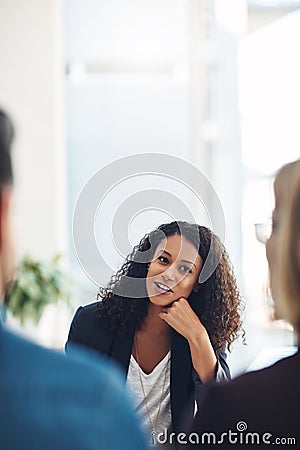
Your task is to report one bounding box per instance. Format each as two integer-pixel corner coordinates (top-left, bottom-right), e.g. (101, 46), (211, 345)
(170, 329), (193, 434)
(110, 331), (134, 380)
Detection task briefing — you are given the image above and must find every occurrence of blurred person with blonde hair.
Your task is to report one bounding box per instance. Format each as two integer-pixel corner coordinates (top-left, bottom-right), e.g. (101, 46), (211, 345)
(187, 160), (300, 448)
(272, 161), (300, 332)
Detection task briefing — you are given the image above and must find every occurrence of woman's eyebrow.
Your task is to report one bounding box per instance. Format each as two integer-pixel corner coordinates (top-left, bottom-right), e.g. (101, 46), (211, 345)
(157, 249), (172, 257)
(157, 249), (197, 269)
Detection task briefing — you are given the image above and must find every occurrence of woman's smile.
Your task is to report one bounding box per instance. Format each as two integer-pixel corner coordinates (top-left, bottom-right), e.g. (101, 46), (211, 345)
(153, 281), (173, 295)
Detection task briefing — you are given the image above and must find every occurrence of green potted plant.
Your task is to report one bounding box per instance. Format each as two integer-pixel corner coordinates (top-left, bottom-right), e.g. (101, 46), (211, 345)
(4, 254), (74, 325)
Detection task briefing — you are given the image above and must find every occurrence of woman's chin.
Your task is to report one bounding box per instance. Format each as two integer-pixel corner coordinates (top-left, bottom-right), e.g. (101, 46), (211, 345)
(148, 294), (176, 308)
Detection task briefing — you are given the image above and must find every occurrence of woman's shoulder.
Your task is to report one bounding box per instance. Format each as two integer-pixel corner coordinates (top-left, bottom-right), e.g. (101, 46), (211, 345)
(209, 350), (300, 401)
(76, 301), (100, 318)
(67, 301), (113, 352)
(71, 301), (104, 327)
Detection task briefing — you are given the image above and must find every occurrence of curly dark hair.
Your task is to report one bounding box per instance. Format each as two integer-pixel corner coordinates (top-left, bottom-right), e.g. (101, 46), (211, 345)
(97, 221), (244, 354)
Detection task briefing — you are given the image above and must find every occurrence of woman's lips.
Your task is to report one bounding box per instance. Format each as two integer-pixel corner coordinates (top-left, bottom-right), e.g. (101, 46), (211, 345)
(153, 281), (173, 295)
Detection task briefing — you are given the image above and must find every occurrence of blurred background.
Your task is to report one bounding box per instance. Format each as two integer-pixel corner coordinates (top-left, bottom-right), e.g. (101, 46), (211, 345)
(1, 0), (299, 376)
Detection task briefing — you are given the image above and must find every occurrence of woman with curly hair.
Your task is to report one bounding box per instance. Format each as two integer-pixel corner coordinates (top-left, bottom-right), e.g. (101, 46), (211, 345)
(66, 221), (243, 447)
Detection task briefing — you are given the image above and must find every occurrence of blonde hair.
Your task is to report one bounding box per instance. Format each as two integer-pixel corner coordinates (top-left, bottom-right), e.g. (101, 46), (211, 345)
(276, 160), (300, 331)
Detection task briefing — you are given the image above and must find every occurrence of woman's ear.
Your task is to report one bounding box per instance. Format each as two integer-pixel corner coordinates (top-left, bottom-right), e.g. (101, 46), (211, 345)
(192, 283), (200, 292)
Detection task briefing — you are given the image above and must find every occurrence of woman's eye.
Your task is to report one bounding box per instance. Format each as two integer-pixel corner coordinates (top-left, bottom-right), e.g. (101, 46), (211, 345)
(180, 265), (192, 274)
(158, 256), (169, 264)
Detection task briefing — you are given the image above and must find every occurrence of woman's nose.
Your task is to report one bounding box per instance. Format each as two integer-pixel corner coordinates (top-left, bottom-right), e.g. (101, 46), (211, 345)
(162, 267), (176, 281)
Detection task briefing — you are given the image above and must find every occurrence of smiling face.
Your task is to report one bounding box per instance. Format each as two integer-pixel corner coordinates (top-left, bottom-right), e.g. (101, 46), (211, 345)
(146, 233), (203, 307)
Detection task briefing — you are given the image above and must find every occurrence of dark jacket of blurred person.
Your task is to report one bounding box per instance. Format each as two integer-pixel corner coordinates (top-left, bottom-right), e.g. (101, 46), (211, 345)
(0, 109), (148, 450)
(187, 161), (300, 448)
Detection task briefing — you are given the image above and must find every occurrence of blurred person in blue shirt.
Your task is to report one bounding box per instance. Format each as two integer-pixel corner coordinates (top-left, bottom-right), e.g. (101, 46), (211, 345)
(0, 108), (148, 450)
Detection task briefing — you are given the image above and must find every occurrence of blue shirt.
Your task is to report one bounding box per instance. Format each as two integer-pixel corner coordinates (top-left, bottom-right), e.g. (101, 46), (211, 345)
(0, 321), (148, 450)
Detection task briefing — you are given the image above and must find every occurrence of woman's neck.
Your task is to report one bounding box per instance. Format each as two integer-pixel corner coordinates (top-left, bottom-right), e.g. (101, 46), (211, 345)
(142, 303), (170, 337)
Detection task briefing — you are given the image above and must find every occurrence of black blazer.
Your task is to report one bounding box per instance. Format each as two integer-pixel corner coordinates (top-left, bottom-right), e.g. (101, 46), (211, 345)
(66, 302), (230, 435)
(189, 351), (300, 448)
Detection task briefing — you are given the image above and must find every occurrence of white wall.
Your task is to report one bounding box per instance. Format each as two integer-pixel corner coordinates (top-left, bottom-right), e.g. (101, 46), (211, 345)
(0, 0), (67, 260)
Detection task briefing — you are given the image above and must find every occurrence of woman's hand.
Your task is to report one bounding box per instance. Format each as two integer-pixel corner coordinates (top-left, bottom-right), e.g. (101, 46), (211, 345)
(159, 297), (206, 341)
(159, 297), (217, 383)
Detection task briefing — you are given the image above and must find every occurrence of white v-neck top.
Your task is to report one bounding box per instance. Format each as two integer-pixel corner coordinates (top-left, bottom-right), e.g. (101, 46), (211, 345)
(126, 351), (172, 447)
